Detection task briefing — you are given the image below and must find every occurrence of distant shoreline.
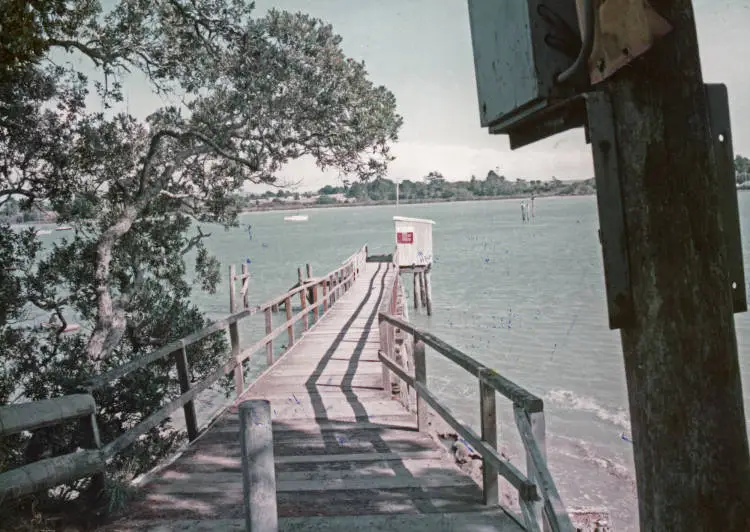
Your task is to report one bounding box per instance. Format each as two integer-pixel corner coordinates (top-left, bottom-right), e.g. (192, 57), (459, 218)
(238, 191), (595, 214)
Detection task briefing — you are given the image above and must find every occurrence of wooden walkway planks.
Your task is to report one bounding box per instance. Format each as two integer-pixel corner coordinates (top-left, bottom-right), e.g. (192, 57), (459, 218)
(100, 263), (524, 531)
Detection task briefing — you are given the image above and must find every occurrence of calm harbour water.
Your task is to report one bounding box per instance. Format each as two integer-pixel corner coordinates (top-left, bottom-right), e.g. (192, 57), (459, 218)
(28, 194), (750, 530)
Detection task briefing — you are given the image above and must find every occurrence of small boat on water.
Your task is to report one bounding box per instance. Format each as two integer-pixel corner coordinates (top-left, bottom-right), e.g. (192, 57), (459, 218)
(284, 214), (308, 222)
(35, 229), (53, 235)
(55, 226), (73, 231)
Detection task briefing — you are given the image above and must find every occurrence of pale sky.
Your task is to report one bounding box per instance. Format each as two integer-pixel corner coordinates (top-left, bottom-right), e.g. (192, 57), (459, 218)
(110, 0), (750, 192)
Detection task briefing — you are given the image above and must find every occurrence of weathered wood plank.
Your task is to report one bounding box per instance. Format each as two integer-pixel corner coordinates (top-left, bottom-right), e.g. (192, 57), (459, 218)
(109, 261), (524, 530)
(101, 510), (524, 532)
(0, 394), (96, 436)
(0, 450), (105, 500)
(148, 474), (477, 495)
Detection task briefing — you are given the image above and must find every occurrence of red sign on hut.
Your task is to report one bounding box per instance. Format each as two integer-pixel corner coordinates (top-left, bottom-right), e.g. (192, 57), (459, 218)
(397, 231), (414, 244)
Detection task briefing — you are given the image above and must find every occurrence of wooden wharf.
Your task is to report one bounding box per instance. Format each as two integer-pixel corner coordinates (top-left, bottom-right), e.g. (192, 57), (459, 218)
(0, 245), (576, 532)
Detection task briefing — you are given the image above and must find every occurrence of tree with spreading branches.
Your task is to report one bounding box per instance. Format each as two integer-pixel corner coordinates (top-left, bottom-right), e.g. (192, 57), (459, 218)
(0, 0), (402, 525)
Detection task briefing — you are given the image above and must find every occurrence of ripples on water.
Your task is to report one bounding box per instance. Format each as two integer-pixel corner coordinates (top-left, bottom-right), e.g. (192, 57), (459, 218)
(29, 195), (750, 530)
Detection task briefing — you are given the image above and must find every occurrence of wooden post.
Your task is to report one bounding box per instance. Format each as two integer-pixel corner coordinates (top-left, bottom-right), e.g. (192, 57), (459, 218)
(419, 271), (427, 308)
(264, 308), (273, 365)
(322, 279), (328, 313)
(413, 339), (428, 432)
(479, 370), (498, 506)
(312, 284), (319, 321)
(285, 296), (294, 349)
(229, 264), (236, 313)
(527, 410), (547, 532)
(298, 268), (308, 331)
(424, 270), (433, 316)
(241, 263), (249, 309)
(239, 400), (278, 532)
(413, 272), (420, 310)
(306, 263), (312, 279)
(380, 322), (392, 396)
(596, 2), (750, 529)
(229, 322), (244, 396)
(174, 344), (199, 441)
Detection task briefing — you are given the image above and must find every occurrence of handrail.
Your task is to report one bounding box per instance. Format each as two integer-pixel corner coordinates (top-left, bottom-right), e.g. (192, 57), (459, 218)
(0, 245), (368, 502)
(378, 314), (543, 413)
(377, 255), (574, 532)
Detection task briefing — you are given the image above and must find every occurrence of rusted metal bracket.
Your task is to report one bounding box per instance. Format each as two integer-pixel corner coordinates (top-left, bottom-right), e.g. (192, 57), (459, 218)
(706, 83), (747, 313)
(584, 90), (633, 330)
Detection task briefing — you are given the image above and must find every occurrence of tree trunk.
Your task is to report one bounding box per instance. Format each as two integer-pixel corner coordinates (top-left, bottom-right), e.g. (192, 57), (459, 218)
(86, 205), (137, 364)
(604, 1), (750, 529)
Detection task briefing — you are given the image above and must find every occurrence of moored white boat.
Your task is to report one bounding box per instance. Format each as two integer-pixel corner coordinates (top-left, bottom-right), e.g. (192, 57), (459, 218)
(284, 214), (308, 222)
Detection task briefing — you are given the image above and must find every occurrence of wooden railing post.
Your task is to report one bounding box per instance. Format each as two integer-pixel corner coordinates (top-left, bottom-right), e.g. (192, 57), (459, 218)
(312, 283), (319, 321)
(265, 308), (273, 365)
(229, 321), (244, 396)
(285, 296), (294, 349)
(479, 369), (499, 506)
(414, 339), (428, 432)
(229, 264), (236, 313)
(306, 263), (313, 279)
(298, 268), (308, 331)
(322, 278), (328, 313)
(239, 400), (278, 532)
(241, 263), (250, 309)
(380, 321), (392, 396)
(528, 410), (548, 532)
(174, 343), (199, 441)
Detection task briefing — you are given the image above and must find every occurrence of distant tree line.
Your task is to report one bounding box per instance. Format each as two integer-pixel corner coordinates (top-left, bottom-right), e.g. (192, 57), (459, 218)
(319, 170), (596, 203)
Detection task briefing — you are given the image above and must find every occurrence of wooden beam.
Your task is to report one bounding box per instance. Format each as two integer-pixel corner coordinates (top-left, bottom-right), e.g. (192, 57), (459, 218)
(596, 1), (750, 528)
(513, 405), (573, 531)
(285, 296), (294, 348)
(229, 322), (243, 396)
(0, 394), (96, 436)
(415, 381), (536, 500)
(378, 313), (543, 412)
(229, 264), (236, 313)
(174, 345), (199, 441)
(413, 340), (428, 432)
(0, 450), (105, 500)
(479, 369), (499, 506)
(264, 308), (273, 365)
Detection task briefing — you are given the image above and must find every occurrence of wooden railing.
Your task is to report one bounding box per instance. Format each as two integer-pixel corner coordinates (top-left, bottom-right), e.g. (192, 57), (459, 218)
(378, 255), (575, 532)
(0, 245), (368, 502)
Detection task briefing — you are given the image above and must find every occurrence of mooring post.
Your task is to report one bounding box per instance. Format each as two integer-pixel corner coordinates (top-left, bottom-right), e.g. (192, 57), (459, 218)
(419, 271), (427, 308)
(592, 2), (750, 528)
(229, 264), (236, 313)
(413, 272), (420, 310)
(239, 400), (278, 532)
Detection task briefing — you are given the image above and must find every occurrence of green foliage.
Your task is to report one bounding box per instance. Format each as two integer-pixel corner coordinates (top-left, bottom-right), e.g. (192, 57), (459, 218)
(316, 194), (337, 205)
(0, 0), (402, 526)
